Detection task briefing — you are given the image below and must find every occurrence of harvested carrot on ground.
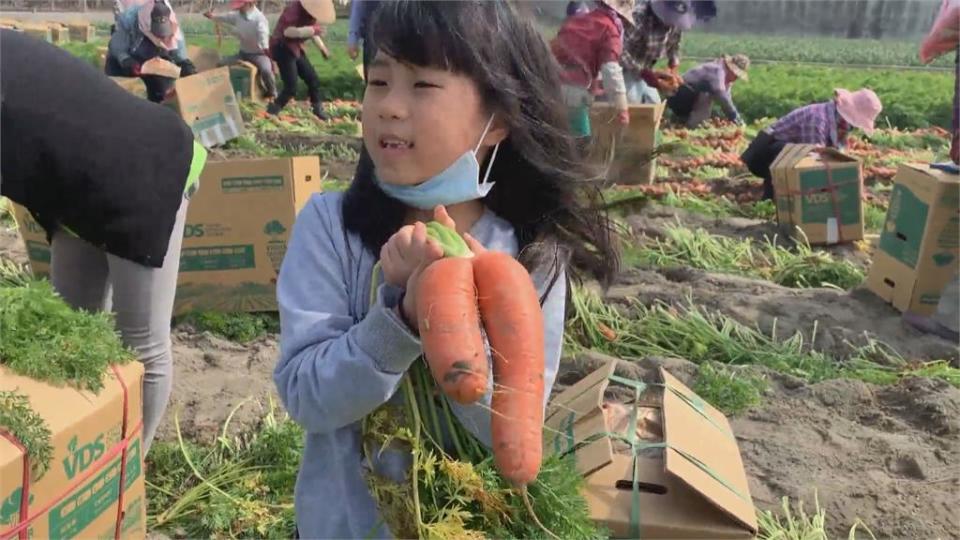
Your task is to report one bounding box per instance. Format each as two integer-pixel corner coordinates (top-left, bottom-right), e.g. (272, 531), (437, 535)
(417, 222), (488, 404)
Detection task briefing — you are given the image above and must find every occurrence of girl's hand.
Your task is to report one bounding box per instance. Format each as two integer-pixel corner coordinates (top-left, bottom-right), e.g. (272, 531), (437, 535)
(380, 222), (441, 287)
(398, 229), (443, 333)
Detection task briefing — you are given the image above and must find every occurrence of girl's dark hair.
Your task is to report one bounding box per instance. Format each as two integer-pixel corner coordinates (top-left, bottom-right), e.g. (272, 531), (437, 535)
(342, 0), (618, 285)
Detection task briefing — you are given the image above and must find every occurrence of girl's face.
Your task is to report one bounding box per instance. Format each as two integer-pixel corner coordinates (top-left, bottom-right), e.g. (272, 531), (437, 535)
(363, 52), (507, 186)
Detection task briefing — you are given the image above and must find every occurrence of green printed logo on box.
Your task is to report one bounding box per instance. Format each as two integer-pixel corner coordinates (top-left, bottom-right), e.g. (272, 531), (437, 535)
(96, 496), (142, 539)
(48, 438), (142, 539)
(180, 245), (255, 271)
(221, 175), (284, 193)
(1, 488), (34, 527)
(937, 217), (960, 250)
(192, 112), (228, 133)
(879, 183), (929, 269)
(63, 434), (106, 480)
(26, 241), (50, 264)
(798, 167), (861, 225)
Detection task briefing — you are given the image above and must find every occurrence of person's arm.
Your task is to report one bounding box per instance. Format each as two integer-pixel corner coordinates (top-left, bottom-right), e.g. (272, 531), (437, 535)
(274, 196), (423, 435)
(347, 0), (370, 48)
(108, 10), (135, 66)
(599, 28), (629, 122)
(209, 11), (238, 25)
(284, 25), (320, 39)
(447, 265), (568, 449)
(257, 13), (270, 51)
(666, 30), (682, 69)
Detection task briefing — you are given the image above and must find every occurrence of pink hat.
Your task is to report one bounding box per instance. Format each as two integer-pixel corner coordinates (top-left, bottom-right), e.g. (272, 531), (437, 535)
(229, 0), (253, 8)
(835, 88), (882, 135)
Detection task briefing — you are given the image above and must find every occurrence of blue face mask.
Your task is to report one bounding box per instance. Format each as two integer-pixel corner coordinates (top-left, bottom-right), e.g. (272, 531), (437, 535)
(375, 115), (501, 210)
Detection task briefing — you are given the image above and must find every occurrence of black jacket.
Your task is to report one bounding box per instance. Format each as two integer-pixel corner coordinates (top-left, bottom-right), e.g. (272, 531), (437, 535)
(0, 30), (195, 268)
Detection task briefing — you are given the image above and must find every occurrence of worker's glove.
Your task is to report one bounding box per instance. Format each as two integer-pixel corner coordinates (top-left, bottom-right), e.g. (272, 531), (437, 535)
(121, 57), (142, 76)
(179, 59), (198, 77)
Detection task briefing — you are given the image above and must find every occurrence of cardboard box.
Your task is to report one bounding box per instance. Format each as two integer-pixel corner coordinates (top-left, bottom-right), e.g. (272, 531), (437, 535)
(187, 45), (222, 73)
(141, 57), (181, 79)
(10, 203), (50, 278)
(10, 157), (321, 315)
(865, 163), (960, 316)
(771, 144), (864, 245)
(588, 103), (665, 185)
(19, 24), (51, 42)
(67, 22), (96, 42)
(229, 60), (264, 102)
(0, 362), (146, 540)
(544, 359), (757, 539)
(47, 23), (69, 44)
(109, 76), (148, 100)
(167, 67), (245, 148)
(174, 156), (322, 314)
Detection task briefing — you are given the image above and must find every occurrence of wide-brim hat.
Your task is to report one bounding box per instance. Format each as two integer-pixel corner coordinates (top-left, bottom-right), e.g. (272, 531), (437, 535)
(835, 88), (882, 135)
(722, 54), (750, 81)
(601, 0), (637, 26)
(301, 0), (336, 24)
(650, 0), (696, 30)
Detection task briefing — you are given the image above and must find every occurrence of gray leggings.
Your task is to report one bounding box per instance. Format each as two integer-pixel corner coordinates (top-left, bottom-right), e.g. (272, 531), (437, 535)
(50, 199), (188, 453)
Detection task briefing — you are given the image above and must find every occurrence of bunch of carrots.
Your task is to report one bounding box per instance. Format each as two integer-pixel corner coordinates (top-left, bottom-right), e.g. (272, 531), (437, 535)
(416, 216), (545, 489)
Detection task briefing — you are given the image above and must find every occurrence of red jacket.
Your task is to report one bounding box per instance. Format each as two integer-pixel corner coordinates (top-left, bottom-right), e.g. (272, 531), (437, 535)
(551, 9), (623, 88)
(270, 1), (323, 57)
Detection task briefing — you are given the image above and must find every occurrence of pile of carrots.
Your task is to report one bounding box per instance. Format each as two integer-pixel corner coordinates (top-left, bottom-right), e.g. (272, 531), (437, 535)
(416, 221), (545, 487)
(659, 152), (744, 172)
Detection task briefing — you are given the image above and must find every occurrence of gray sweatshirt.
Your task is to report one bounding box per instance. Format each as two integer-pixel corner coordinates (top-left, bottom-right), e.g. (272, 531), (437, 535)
(273, 192), (566, 538)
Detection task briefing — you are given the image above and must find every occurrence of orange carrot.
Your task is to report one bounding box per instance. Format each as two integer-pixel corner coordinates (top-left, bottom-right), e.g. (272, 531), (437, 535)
(473, 251), (545, 486)
(416, 257), (488, 404)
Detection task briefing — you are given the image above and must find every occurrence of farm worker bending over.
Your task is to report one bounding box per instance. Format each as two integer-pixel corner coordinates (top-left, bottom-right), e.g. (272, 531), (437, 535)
(205, 0), (277, 99)
(106, 0), (197, 103)
(272, 2), (617, 537)
(1, 30), (207, 454)
(620, 0), (716, 104)
(740, 88), (882, 200)
(666, 54), (749, 128)
(267, 0), (336, 120)
(551, 0), (636, 138)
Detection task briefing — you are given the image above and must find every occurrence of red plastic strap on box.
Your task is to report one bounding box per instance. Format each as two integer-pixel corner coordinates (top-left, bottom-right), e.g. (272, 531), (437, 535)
(0, 366), (141, 540)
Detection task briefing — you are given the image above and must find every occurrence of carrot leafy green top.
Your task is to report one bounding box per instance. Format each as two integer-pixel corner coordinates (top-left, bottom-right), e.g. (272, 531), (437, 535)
(425, 221), (472, 258)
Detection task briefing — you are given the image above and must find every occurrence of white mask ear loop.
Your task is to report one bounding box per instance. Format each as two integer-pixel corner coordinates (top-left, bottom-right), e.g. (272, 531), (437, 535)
(476, 114), (499, 187)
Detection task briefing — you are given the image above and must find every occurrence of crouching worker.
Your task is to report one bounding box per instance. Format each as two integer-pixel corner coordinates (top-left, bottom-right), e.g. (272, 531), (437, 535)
(1, 30), (208, 454)
(205, 0), (277, 99)
(740, 88), (882, 200)
(106, 0), (197, 103)
(667, 54), (749, 128)
(551, 0), (636, 138)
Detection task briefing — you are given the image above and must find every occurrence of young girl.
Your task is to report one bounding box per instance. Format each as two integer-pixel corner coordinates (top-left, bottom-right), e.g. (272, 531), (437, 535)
(273, 2), (617, 538)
